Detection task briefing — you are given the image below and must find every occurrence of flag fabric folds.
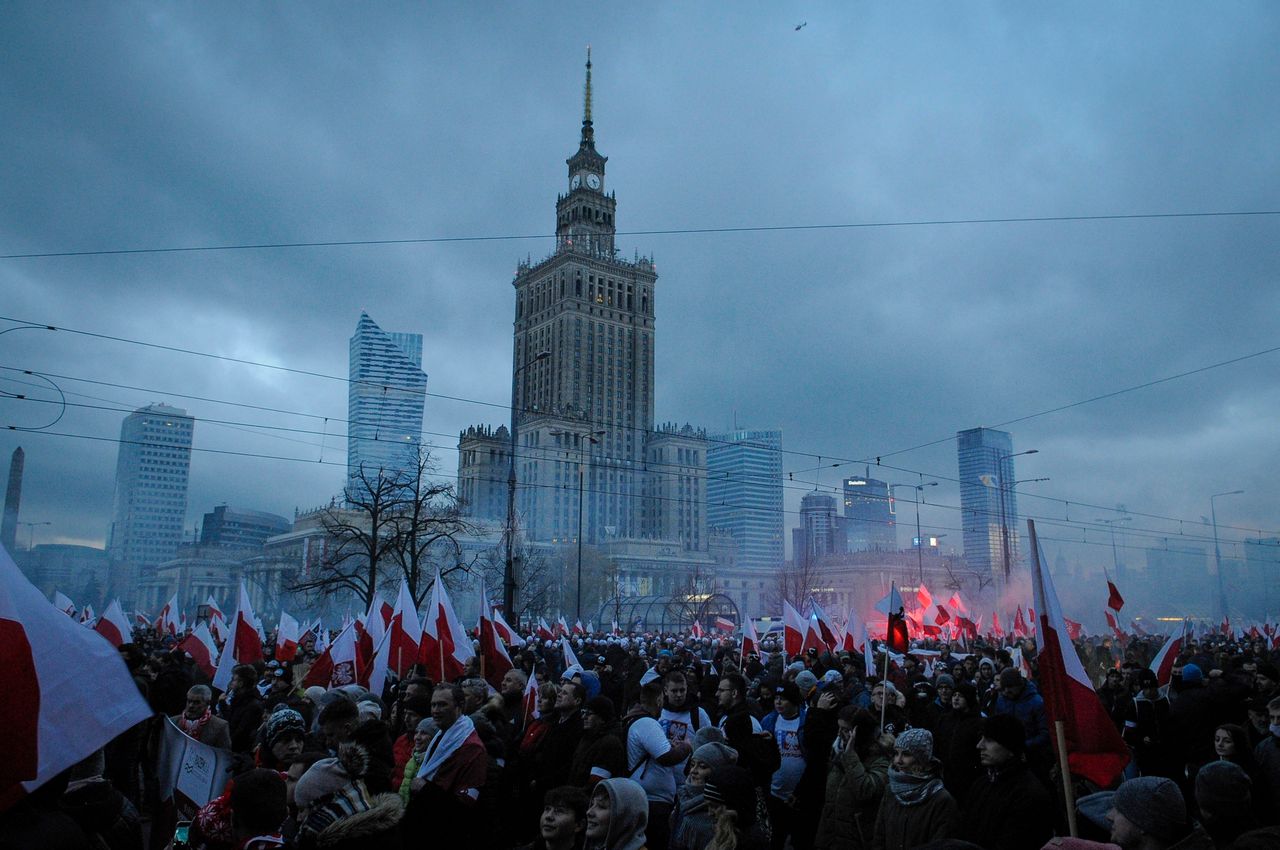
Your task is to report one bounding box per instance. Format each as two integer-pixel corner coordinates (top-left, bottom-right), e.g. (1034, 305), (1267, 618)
(94, 599), (134, 648)
(782, 600), (806, 657)
(1, 544), (152, 806)
(741, 617), (760, 658)
(478, 586), (514, 688)
(276, 610), (300, 662)
(1106, 580), (1125, 613)
(420, 571), (475, 682)
(388, 580), (422, 679)
(1148, 629), (1185, 689)
(1028, 519), (1129, 788)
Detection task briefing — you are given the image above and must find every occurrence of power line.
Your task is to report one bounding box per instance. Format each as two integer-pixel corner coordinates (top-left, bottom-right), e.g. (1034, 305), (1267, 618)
(3, 209), (1278, 260)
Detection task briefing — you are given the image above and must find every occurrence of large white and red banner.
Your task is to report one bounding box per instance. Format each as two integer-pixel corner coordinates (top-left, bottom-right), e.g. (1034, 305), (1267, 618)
(276, 610), (300, 662)
(1029, 520), (1129, 788)
(178, 623), (219, 678)
(782, 599), (806, 657)
(478, 586), (514, 688)
(1149, 628), (1185, 689)
(211, 582), (263, 692)
(388, 579), (422, 679)
(1, 544), (152, 808)
(420, 570), (474, 682)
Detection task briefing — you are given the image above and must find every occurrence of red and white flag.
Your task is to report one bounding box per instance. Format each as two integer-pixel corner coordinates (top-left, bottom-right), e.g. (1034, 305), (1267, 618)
(276, 610), (300, 662)
(536, 617), (554, 641)
(802, 613), (826, 655)
(741, 617), (760, 658)
(1, 545), (152, 805)
(419, 570), (474, 683)
(611, 619), (621, 636)
(1013, 606), (1029, 638)
(52, 591), (77, 618)
(178, 623), (218, 678)
(572, 619), (585, 636)
(1106, 580), (1125, 613)
(156, 593), (180, 636)
(1029, 520), (1129, 788)
(94, 599), (134, 648)
(492, 607), (525, 647)
(916, 582), (934, 614)
(562, 635), (581, 672)
(522, 670), (541, 727)
(556, 615), (570, 639)
(690, 620), (704, 639)
(211, 582), (264, 691)
(302, 621), (362, 690)
(388, 579), (422, 679)
(478, 586), (514, 689)
(365, 627), (393, 697)
(363, 593), (388, 648)
(1148, 628), (1185, 689)
(992, 611), (1004, 640)
(714, 616), (735, 633)
(934, 604), (952, 627)
(1063, 617), (1084, 641)
(205, 594), (226, 623)
(782, 599), (806, 657)
(809, 598), (839, 650)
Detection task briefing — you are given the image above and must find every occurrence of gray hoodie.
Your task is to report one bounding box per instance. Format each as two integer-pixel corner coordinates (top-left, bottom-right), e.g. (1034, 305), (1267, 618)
(594, 777), (650, 850)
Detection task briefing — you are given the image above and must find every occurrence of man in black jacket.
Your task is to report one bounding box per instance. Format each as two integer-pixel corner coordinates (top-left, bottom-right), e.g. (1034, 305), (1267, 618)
(217, 664), (264, 754)
(961, 714), (1053, 850)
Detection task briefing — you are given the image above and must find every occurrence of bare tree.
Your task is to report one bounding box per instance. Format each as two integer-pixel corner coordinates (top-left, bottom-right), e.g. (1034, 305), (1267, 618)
(766, 556), (823, 615)
(478, 538), (554, 627)
(387, 448), (477, 607)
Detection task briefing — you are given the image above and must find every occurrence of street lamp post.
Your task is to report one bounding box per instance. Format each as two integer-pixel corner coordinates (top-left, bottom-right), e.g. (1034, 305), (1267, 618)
(890, 479), (938, 584)
(1096, 515), (1132, 579)
(20, 520), (50, 550)
(504, 350), (550, 621)
(1210, 489), (1244, 624)
(990, 448), (1038, 581)
(552, 428), (605, 623)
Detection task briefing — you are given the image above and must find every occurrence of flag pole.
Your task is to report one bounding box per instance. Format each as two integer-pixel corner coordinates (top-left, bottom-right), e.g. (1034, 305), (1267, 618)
(1055, 720), (1078, 837)
(880, 575), (893, 731)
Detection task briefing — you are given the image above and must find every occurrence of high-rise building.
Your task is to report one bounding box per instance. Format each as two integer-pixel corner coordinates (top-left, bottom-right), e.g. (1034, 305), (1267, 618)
(796, 491), (838, 569)
(108, 404), (195, 589)
(199, 505), (290, 548)
(707, 428), (784, 572)
(456, 425), (511, 523)
(347, 312), (427, 483)
(2, 446), (22, 553)
(644, 423), (707, 551)
(957, 427), (1019, 581)
(508, 51), (657, 544)
(842, 470), (896, 552)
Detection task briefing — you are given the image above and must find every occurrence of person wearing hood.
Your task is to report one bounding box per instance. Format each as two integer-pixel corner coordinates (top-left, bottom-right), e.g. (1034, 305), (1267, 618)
(294, 741), (405, 850)
(572, 696), (629, 787)
(586, 777), (650, 850)
(814, 706), (892, 850)
(670, 742), (737, 850)
(991, 669), (1049, 771)
(868, 728), (959, 850)
(960, 714), (1052, 850)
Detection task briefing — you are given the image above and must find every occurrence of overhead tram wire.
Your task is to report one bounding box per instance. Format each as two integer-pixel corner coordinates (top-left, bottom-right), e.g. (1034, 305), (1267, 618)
(4, 317), (1280, 537)
(2, 209), (1277, 260)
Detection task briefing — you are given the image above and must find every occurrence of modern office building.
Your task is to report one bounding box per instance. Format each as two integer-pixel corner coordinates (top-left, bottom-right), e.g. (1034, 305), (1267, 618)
(842, 470), (896, 552)
(107, 403), (195, 591)
(796, 491), (839, 569)
(199, 505), (290, 548)
(957, 427), (1019, 582)
(347, 312), (427, 483)
(707, 428), (784, 572)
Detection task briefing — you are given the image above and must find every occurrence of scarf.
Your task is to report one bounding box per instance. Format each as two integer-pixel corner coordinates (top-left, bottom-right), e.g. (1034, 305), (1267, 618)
(417, 714), (476, 781)
(178, 708), (212, 739)
(887, 768), (944, 806)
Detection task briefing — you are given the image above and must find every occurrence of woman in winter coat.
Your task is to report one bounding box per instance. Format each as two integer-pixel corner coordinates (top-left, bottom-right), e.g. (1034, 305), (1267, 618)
(936, 682), (984, 802)
(869, 729), (960, 850)
(671, 742), (738, 850)
(814, 707), (893, 850)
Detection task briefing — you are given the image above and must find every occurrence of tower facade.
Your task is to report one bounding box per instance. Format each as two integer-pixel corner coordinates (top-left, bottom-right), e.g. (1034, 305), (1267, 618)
(512, 51), (657, 544)
(347, 312), (427, 483)
(456, 425), (510, 524)
(843, 471), (896, 552)
(797, 491), (839, 569)
(644, 423), (707, 551)
(957, 427), (1019, 581)
(706, 428), (784, 572)
(108, 403), (195, 584)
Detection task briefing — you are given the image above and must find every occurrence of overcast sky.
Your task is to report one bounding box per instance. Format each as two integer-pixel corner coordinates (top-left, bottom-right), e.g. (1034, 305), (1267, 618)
(3, 2), (1278, 593)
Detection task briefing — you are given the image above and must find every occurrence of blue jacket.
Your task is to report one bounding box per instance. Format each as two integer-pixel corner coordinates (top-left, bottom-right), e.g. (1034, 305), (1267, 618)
(993, 679), (1049, 751)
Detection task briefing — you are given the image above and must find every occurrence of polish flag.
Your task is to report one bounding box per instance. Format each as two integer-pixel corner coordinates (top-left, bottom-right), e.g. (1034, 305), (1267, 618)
(536, 617), (554, 641)
(809, 598), (839, 650)
(0, 545), (152, 807)
(947, 592), (967, 615)
(364, 593), (388, 648)
(916, 582), (933, 614)
(1063, 617), (1084, 641)
(365, 626), (393, 698)
(782, 599), (807, 657)
(801, 613), (826, 655)
(556, 615), (570, 639)
(419, 570), (474, 683)
(561, 635), (581, 673)
(205, 595), (226, 624)
(1106, 580), (1125, 613)
(863, 626), (877, 679)
(1148, 629), (1185, 689)
(1013, 606), (1029, 638)
(208, 611), (228, 645)
(992, 612), (1004, 640)
(388, 580), (422, 679)
(302, 621), (362, 689)
(93, 599), (134, 648)
(934, 604), (952, 627)
(844, 606), (865, 653)
(741, 617), (760, 658)
(572, 619), (585, 636)
(690, 620), (704, 639)
(492, 607), (525, 647)
(478, 586), (514, 689)
(156, 593), (180, 636)
(611, 619), (621, 636)
(714, 616), (736, 633)
(53, 591), (77, 618)
(211, 582), (264, 692)
(178, 623), (218, 678)
(276, 610), (300, 662)
(313, 622), (329, 655)
(522, 670), (541, 727)
(1029, 520), (1130, 788)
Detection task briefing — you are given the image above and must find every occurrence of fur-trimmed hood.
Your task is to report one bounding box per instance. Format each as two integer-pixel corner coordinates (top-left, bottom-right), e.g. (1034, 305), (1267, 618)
(314, 792), (403, 847)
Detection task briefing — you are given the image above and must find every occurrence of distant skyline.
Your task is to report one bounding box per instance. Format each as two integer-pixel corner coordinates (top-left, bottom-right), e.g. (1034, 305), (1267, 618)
(1, 4), (1278, 580)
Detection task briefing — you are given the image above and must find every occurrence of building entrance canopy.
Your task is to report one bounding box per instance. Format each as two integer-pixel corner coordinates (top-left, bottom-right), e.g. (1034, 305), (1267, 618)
(596, 592), (739, 635)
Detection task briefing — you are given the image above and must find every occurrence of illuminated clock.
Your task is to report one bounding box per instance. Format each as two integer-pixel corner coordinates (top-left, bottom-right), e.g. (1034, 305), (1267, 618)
(586, 173), (601, 190)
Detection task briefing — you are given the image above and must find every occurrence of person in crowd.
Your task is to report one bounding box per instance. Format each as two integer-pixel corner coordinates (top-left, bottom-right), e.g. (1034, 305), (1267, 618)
(870, 728), (960, 850)
(218, 664), (266, 754)
(1125, 668), (1177, 779)
(229, 768), (288, 850)
(936, 682), (984, 802)
(1106, 776), (1213, 850)
(704, 765), (770, 850)
(521, 785), (590, 850)
(585, 777), (651, 850)
(403, 683), (487, 844)
(1194, 760), (1258, 847)
(662, 671), (713, 776)
(256, 706), (307, 771)
(535, 681), (589, 796)
(960, 714), (1053, 850)
(761, 681), (808, 850)
(671, 742), (738, 850)
(397, 717), (433, 804)
(571, 695), (628, 786)
(991, 669), (1050, 769)
(1255, 695), (1280, 814)
(1170, 663), (1220, 773)
(57, 749), (142, 850)
(625, 673), (694, 850)
(1208, 724), (1262, 794)
(389, 695), (431, 790)
(294, 741), (404, 850)
(934, 675), (957, 717)
(317, 695), (361, 754)
(173, 684), (233, 749)
(869, 682), (907, 736)
(814, 706), (892, 850)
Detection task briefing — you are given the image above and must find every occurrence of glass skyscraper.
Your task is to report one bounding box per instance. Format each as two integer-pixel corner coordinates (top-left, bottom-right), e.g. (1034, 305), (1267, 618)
(843, 471), (897, 551)
(707, 428), (784, 572)
(347, 312), (427, 482)
(957, 427), (1019, 580)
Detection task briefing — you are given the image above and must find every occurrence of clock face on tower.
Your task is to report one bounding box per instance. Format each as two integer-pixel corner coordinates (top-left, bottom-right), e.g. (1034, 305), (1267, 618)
(570, 175), (581, 190)
(586, 173), (601, 190)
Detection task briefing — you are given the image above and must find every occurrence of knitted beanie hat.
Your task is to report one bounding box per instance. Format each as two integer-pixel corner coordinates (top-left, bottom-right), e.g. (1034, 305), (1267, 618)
(1113, 777), (1186, 843)
(691, 741), (738, 769)
(935, 673), (956, 688)
(981, 713), (1026, 756)
(894, 728), (933, 763)
(1181, 663), (1204, 683)
(795, 670), (819, 698)
(1195, 759), (1252, 818)
(265, 707), (306, 747)
(703, 766), (757, 829)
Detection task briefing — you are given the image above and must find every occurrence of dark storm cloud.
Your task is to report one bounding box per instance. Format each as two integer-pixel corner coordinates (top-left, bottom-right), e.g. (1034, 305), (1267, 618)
(1, 2), (1277, 578)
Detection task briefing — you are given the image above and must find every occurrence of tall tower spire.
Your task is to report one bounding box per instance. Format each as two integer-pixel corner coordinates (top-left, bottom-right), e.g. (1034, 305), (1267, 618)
(582, 46), (594, 145)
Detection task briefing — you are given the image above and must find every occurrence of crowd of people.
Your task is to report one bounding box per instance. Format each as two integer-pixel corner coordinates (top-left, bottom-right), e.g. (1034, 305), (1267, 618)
(3, 622), (1280, 850)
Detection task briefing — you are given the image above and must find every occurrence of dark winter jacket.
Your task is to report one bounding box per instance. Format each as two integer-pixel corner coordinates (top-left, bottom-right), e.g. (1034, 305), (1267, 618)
(936, 707), (984, 801)
(299, 790), (404, 850)
(59, 777), (142, 850)
(569, 721), (627, 786)
(669, 782), (714, 850)
(961, 761), (1054, 850)
(868, 772), (960, 850)
(814, 739), (890, 850)
(992, 679), (1049, 753)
